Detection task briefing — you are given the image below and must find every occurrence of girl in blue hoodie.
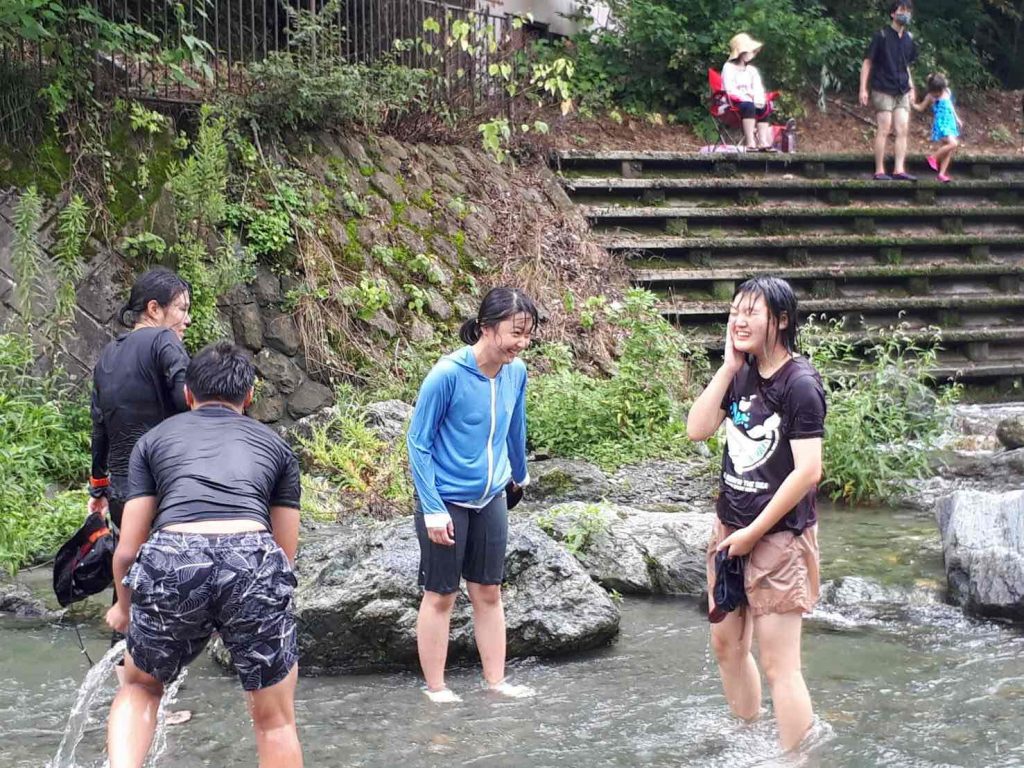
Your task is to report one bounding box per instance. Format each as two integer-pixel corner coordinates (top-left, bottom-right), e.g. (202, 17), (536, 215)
(407, 287), (537, 703)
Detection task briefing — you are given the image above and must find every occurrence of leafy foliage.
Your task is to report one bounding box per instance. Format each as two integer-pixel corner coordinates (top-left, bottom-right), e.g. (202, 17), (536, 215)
(233, 2), (428, 134)
(527, 289), (709, 469)
(537, 503), (609, 555)
(802, 318), (960, 504)
(0, 332), (90, 573)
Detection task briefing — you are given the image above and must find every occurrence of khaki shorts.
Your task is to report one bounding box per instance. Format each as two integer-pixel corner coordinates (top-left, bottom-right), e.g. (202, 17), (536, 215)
(706, 519), (820, 617)
(871, 90), (910, 114)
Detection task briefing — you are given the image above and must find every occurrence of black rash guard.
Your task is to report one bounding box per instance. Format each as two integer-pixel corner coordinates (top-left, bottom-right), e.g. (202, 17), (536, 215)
(127, 405), (302, 530)
(91, 327), (190, 494)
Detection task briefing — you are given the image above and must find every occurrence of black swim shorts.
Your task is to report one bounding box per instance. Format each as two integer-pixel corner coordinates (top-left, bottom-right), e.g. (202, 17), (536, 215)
(125, 530), (298, 691)
(414, 493), (508, 594)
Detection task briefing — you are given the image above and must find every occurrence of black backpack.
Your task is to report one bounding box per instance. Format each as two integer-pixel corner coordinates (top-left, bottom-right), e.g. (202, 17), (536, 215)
(53, 514), (115, 607)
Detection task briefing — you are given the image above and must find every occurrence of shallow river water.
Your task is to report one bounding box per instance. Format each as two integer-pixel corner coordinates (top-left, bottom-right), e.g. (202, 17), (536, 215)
(3, 504), (1023, 767)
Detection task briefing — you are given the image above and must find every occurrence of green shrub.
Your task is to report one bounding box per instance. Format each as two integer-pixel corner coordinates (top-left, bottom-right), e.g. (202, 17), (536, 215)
(802, 318), (960, 505)
(232, 3), (428, 134)
(537, 503), (609, 555)
(0, 332), (90, 573)
(527, 289), (709, 469)
(296, 395), (412, 518)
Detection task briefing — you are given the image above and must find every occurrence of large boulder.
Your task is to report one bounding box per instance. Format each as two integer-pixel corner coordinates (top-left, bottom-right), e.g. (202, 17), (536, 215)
(533, 502), (714, 595)
(607, 459), (718, 513)
(996, 415), (1024, 450)
(524, 459), (610, 505)
(935, 489), (1024, 619)
(0, 579), (61, 619)
(216, 517), (620, 675)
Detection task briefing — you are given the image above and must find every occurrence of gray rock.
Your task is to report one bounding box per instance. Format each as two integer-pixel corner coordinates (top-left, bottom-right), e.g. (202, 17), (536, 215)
(215, 517), (619, 675)
(363, 400), (413, 444)
(0, 579), (61, 619)
(255, 348), (303, 395)
(423, 287), (451, 320)
(264, 312), (302, 356)
(935, 489), (1024, 619)
(997, 415), (1024, 450)
(252, 267), (282, 306)
(76, 250), (127, 324)
(232, 302), (264, 351)
(287, 379), (334, 419)
(533, 502), (713, 595)
(526, 459), (610, 505)
(248, 381), (286, 423)
(401, 205), (433, 231)
(607, 460), (718, 514)
(370, 173), (406, 206)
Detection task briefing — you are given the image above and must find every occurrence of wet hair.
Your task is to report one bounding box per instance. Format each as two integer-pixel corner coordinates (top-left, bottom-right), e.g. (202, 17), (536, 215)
(185, 342), (255, 406)
(119, 267), (191, 327)
(459, 287), (540, 345)
(732, 276), (799, 353)
(889, 0), (912, 15)
(926, 72), (948, 94)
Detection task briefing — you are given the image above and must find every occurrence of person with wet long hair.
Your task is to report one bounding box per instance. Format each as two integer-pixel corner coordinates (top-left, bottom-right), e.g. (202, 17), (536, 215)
(686, 276), (826, 751)
(89, 268), (192, 655)
(407, 286), (539, 703)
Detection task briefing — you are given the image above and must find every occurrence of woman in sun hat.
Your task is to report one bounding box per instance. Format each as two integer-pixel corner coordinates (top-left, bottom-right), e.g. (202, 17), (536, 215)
(722, 32), (776, 150)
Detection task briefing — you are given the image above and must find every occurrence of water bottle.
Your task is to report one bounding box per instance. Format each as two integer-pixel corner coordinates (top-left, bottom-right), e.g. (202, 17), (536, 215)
(782, 119), (797, 153)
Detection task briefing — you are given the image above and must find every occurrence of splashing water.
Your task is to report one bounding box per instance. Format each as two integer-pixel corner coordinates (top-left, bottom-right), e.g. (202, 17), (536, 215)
(47, 639), (188, 768)
(48, 641), (126, 768)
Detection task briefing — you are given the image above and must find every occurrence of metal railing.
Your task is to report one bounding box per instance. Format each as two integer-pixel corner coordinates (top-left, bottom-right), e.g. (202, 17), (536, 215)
(0, 0), (530, 110)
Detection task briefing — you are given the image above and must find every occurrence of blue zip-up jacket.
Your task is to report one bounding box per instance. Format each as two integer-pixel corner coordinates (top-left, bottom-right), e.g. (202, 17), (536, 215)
(407, 346), (530, 528)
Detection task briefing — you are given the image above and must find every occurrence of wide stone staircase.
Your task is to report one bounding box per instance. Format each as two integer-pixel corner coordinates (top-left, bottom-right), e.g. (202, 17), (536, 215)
(553, 150), (1024, 388)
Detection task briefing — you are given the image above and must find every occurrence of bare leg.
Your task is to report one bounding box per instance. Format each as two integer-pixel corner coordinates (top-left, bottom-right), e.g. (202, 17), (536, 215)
(874, 111), (892, 175)
(466, 581), (506, 685)
(756, 121), (773, 148)
(246, 665), (303, 768)
(939, 137), (959, 175)
(742, 117), (757, 148)
(710, 597), (761, 721)
(417, 590), (457, 691)
(107, 654), (164, 768)
(892, 108), (910, 175)
(755, 611), (813, 752)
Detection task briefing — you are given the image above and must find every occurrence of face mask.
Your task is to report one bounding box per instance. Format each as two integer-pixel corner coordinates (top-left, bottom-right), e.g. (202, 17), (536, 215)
(895, 12), (911, 25)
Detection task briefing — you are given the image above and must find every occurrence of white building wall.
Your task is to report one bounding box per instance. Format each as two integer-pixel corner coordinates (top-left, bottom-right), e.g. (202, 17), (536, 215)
(478, 1), (611, 37)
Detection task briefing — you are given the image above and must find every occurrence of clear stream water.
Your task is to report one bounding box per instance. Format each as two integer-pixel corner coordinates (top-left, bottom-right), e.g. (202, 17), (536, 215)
(3, 504), (1023, 768)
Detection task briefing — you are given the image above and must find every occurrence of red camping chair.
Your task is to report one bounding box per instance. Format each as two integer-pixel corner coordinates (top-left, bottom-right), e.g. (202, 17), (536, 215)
(708, 68), (779, 149)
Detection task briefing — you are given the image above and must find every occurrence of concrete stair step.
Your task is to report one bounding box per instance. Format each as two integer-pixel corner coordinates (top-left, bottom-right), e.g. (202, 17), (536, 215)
(553, 151), (1024, 181)
(661, 293), (1024, 318)
(563, 176), (1024, 208)
(600, 232), (1024, 255)
(584, 205), (1024, 238)
(634, 262), (1024, 285)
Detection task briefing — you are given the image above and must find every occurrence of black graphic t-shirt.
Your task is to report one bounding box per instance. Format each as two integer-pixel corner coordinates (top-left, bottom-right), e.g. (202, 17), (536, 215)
(717, 356), (826, 534)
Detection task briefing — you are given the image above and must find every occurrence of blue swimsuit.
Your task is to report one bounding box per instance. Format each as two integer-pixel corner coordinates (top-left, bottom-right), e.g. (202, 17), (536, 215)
(931, 92), (959, 141)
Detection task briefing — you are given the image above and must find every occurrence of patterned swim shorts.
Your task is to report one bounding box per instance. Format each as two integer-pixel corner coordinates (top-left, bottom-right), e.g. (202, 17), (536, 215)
(125, 530), (298, 691)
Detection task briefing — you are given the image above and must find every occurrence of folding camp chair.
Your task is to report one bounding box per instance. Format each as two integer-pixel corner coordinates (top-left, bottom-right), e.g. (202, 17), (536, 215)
(707, 68), (779, 149)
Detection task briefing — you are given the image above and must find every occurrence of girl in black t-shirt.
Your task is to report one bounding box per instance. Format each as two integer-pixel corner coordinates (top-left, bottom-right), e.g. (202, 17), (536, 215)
(686, 276), (826, 753)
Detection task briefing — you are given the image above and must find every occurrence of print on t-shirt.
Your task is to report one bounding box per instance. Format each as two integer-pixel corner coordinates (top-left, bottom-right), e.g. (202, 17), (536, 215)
(725, 396), (782, 476)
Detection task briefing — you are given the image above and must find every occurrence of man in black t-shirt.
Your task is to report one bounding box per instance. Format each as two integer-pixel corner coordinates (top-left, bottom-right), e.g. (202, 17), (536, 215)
(104, 342), (303, 768)
(859, 1), (918, 181)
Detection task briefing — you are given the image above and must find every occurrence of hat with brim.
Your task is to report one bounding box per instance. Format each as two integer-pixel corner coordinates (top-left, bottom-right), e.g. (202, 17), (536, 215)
(729, 33), (763, 61)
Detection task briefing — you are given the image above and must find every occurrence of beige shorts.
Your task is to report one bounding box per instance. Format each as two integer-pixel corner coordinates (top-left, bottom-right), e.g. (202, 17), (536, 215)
(871, 90), (910, 114)
(706, 519), (820, 617)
